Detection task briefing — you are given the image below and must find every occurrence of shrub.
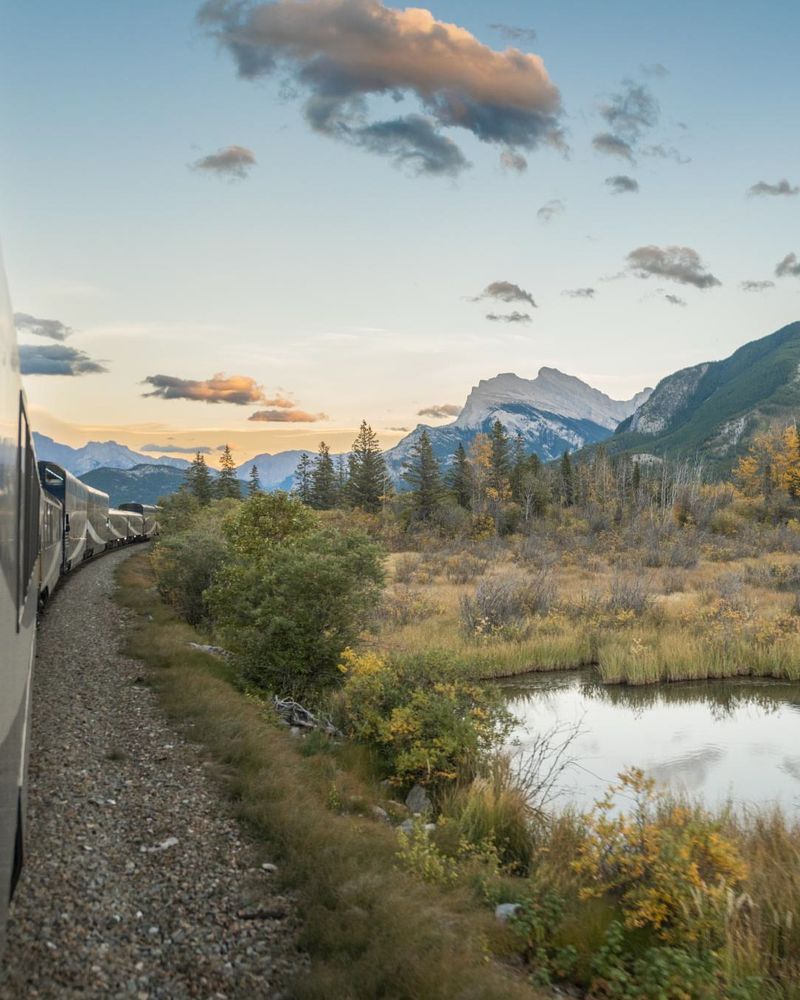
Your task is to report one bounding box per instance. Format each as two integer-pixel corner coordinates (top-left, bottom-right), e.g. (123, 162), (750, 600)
(606, 575), (650, 615)
(459, 570), (555, 638)
(150, 501), (234, 626)
(380, 586), (441, 626)
(443, 551), (488, 584)
(335, 649), (511, 791)
(207, 524), (385, 696)
(393, 553), (422, 584)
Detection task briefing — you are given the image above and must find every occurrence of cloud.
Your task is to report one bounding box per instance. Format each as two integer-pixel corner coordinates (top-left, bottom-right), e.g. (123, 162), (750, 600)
(605, 174), (639, 195)
(489, 23), (537, 43)
(14, 312), (73, 341)
(537, 198), (565, 222)
(643, 143), (690, 163)
(417, 404), (461, 419)
(473, 280), (537, 307)
(388, 425), (409, 432)
(592, 79), (662, 162)
(19, 344), (107, 376)
(776, 253), (800, 278)
(248, 408), (328, 422)
(740, 280), (775, 292)
(191, 144), (257, 179)
(592, 132), (634, 161)
(562, 287), (596, 298)
(626, 245), (721, 289)
(142, 372), (267, 404)
(641, 63), (669, 77)
(486, 311), (532, 323)
(198, 0), (565, 176)
(500, 149), (527, 173)
(141, 443), (215, 454)
(663, 293), (686, 307)
(262, 394), (296, 408)
(747, 179), (799, 197)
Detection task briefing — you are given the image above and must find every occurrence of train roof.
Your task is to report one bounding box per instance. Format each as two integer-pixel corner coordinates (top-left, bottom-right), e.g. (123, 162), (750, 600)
(118, 502), (161, 513)
(38, 460), (110, 504)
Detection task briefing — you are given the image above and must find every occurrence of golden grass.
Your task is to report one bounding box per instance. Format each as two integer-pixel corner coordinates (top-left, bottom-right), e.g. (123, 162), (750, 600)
(115, 552), (544, 1000)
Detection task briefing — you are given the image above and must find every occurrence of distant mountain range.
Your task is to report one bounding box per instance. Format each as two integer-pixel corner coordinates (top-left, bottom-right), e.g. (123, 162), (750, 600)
(34, 433), (190, 476)
(609, 321), (800, 470)
(80, 464), (190, 507)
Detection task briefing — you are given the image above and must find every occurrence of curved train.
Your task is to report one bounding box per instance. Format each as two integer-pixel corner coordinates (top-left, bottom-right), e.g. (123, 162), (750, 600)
(1, 256), (159, 954)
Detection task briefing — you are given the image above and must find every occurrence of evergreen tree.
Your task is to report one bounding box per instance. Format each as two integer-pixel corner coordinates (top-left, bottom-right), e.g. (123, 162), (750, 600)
(488, 419), (511, 495)
(248, 464), (262, 496)
(560, 451), (575, 506)
(402, 430), (444, 520)
(335, 454), (349, 504)
(216, 444), (242, 499)
(310, 441), (338, 509)
(185, 451), (213, 505)
(293, 453), (314, 505)
(447, 442), (473, 509)
(347, 420), (388, 513)
(510, 432), (527, 502)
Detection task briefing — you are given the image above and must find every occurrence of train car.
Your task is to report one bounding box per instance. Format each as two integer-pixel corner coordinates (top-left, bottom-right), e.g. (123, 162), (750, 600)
(38, 491), (63, 604)
(0, 250), (40, 955)
(118, 502), (160, 539)
(38, 461), (110, 570)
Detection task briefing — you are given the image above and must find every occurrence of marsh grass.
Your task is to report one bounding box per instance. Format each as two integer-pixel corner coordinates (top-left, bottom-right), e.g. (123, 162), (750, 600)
(115, 553), (541, 1000)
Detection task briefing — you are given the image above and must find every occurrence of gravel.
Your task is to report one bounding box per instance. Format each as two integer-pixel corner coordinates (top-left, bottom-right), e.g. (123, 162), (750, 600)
(0, 547), (307, 999)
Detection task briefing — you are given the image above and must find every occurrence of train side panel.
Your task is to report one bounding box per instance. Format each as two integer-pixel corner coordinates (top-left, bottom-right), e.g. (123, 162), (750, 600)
(38, 493), (62, 602)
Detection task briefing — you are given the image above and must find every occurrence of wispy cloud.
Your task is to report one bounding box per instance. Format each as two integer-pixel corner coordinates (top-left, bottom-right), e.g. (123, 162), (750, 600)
(198, 0), (565, 176)
(191, 144), (257, 180)
(640, 63), (669, 78)
(500, 149), (527, 173)
(19, 344), (108, 376)
(592, 132), (634, 161)
(663, 293), (686, 307)
(537, 198), (565, 222)
(776, 253), (800, 278)
(605, 174), (639, 194)
(592, 79), (658, 162)
(142, 372), (266, 404)
(472, 280), (537, 308)
(740, 280), (775, 292)
(141, 443), (214, 454)
(486, 311), (532, 323)
(562, 287), (596, 298)
(489, 22), (537, 43)
(626, 245), (721, 289)
(14, 312), (73, 341)
(248, 408), (328, 422)
(418, 403), (461, 418)
(747, 179), (799, 197)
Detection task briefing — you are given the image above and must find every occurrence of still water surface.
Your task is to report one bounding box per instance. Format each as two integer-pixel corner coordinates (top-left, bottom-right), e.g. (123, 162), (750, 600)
(500, 672), (800, 815)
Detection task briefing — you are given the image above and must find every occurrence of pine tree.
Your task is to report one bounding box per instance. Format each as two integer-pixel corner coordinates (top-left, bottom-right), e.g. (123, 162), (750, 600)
(447, 442), (473, 509)
(248, 464), (262, 496)
(402, 430), (444, 520)
(185, 452), (213, 505)
(347, 420), (388, 513)
(510, 432), (527, 502)
(311, 441), (338, 509)
(293, 453), (314, 505)
(560, 451), (574, 506)
(216, 444), (241, 499)
(488, 419), (511, 495)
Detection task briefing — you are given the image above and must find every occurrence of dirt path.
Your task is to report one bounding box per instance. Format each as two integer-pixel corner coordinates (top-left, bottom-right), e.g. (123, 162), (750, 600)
(0, 547), (305, 999)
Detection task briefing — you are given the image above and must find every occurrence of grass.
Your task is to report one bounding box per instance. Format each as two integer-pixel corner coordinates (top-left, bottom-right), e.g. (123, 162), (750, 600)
(114, 551), (544, 1000)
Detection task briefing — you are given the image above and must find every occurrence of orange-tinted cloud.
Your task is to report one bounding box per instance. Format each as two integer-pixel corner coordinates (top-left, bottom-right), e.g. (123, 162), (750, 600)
(142, 372), (266, 404)
(249, 408), (328, 423)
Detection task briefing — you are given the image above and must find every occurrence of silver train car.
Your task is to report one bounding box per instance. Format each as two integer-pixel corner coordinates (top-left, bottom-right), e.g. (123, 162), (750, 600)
(0, 255), (38, 955)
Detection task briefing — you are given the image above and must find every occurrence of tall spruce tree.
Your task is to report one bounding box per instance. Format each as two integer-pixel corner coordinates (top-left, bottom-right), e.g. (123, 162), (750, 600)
(447, 441), (473, 509)
(347, 420), (388, 513)
(335, 453), (349, 502)
(293, 453), (314, 505)
(310, 441), (338, 509)
(185, 451), (213, 505)
(216, 444), (241, 499)
(402, 429), (444, 520)
(560, 451), (575, 506)
(488, 419), (511, 495)
(510, 432), (527, 502)
(248, 464), (262, 496)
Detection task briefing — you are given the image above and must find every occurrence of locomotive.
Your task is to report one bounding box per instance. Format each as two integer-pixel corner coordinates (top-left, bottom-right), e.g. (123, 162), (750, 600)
(0, 255), (158, 954)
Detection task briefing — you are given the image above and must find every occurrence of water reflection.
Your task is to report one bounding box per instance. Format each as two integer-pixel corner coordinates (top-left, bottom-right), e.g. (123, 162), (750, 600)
(499, 672), (800, 815)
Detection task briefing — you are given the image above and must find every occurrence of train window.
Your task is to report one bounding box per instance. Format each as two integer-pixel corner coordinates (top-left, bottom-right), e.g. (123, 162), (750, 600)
(17, 396), (40, 627)
(44, 467), (63, 487)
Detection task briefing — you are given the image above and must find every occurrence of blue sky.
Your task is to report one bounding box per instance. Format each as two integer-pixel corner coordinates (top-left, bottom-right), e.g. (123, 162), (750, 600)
(2, 0), (798, 458)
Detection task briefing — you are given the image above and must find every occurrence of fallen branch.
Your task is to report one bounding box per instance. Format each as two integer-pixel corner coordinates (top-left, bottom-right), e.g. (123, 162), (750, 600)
(273, 697), (342, 737)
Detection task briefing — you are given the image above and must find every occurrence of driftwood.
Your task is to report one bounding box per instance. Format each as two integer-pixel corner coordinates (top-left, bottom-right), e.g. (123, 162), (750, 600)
(273, 697), (342, 737)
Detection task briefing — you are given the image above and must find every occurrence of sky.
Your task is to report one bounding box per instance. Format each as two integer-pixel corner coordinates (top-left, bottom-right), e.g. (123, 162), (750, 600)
(1, 0), (799, 461)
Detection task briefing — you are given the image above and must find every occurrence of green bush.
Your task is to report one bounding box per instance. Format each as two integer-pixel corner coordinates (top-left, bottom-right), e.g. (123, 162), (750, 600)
(207, 521), (385, 696)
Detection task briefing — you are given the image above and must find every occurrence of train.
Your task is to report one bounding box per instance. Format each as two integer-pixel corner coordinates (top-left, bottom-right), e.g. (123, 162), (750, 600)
(0, 255), (159, 955)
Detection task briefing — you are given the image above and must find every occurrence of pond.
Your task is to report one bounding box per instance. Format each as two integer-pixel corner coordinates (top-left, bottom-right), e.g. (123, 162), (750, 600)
(499, 672), (800, 815)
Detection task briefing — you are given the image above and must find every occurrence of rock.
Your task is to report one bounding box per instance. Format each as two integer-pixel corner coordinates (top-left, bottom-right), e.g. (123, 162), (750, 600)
(405, 784), (432, 815)
(424, 823), (436, 833)
(398, 819), (416, 835)
(261, 863), (278, 873)
(371, 806), (390, 823)
(495, 903), (522, 924)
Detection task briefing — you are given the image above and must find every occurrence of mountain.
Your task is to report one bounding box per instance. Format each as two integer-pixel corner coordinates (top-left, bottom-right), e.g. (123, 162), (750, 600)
(236, 450), (309, 492)
(79, 464), (190, 507)
(385, 369), (651, 478)
(608, 321), (800, 470)
(34, 433), (190, 476)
